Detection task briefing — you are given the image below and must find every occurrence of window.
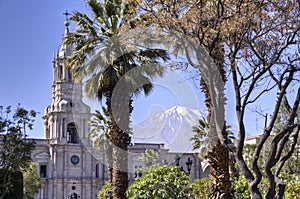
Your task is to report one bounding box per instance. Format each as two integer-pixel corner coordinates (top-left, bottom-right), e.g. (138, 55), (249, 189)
(58, 65), (63, 79)
(67, 123), (78, 144)
(96, 163), (99, 178)
(40, 165), (47, 178)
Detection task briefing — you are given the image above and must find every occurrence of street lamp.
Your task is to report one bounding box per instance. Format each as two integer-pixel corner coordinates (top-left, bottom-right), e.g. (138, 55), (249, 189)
(186, 157), (193, 175)
(174, 155), (193, 175)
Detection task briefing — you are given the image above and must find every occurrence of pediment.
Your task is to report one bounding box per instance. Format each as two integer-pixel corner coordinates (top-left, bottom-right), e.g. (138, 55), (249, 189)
(35, 152), (50, 159)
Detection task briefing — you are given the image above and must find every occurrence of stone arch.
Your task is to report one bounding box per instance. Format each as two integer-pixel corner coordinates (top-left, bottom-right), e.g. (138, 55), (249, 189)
(67, 122), (78, 144)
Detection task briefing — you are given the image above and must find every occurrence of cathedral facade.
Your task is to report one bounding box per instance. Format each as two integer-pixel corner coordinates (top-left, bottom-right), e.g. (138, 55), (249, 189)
(30, 21), (206, 199)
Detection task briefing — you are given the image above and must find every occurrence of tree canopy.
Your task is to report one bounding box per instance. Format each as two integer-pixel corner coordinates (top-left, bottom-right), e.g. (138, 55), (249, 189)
(0, 105), (36, 199)
(126, 165), (191, 199)
(123, 0), (300, 198)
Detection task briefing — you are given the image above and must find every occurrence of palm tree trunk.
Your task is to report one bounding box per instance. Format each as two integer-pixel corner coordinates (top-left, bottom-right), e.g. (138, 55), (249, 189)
(200, 42), (232, 198)
(106, 91), (131, 199)
(111, 131), (130, 199)
(209, 139), (231, 199)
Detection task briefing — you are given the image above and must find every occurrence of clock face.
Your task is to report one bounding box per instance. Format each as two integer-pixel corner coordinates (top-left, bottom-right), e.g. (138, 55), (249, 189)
(71, 155), (79, 165)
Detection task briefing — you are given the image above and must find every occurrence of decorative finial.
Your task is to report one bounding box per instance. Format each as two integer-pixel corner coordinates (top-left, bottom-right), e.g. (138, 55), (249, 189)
(63, 10), (71, 27)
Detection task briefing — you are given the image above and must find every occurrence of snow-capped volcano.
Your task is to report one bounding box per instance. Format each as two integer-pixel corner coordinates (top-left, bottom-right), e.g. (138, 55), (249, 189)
(131, 106), (207, 152)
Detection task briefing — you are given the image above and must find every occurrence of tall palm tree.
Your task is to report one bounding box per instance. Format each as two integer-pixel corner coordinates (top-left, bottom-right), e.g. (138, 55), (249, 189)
(89, 107), (113, 183)
(63, 0), (169, 198)
(191, 117), (236, 198)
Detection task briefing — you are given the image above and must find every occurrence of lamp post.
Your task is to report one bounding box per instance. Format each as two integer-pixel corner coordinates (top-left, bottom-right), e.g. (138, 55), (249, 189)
(186, 157), (193, 175)
(174, 155), (193, 176)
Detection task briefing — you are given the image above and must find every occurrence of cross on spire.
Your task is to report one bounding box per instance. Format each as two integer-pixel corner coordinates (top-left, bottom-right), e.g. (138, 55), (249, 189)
(63, 10), (71, 22)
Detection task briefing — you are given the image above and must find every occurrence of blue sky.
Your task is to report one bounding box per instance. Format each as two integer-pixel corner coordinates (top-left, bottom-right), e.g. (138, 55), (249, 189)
(0, 0), (274, 138)
(0, 0), (91, 137)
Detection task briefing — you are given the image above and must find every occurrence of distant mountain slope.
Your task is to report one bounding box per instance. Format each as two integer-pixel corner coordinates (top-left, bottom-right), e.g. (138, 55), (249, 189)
(131, 106), (207, 152)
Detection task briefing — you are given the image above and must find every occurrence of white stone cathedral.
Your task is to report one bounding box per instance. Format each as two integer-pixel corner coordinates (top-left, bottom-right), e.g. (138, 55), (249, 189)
(30, 20), (207, 199)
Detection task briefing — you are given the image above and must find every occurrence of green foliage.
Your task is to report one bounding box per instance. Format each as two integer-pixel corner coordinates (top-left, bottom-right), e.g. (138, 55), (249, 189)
(273, 104), (300, 181)
(285, 180), (300, 199)
(0, 169), (23, 199)
(191, 177), (213, 199)
(232, 175), (250, 199)
(191, 118), (235, 159)
(98, 181), (113, 199)
(64, 0), (170, 100)
(23, 163), (41, 199)
(137, 149), (159, 167)
(0, 105), (36, 199)
(191, 118), (209, 158)
(126, 165), (191, 199)
(233, 175), (269, 199)
(89, 107), (111, 150)
(0, 104), (36, 135)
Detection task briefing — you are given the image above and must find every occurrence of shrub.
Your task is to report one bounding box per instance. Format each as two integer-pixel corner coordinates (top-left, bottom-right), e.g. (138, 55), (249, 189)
(98, 181), (112, 199)
(285, 180), (300, 199)
(191, 177), (213, 199)
(126, 165), (191, 199)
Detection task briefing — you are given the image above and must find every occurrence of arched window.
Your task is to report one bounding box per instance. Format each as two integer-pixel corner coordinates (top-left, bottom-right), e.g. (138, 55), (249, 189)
(67, 123), (78, 144)
(58, 65), (63, 80)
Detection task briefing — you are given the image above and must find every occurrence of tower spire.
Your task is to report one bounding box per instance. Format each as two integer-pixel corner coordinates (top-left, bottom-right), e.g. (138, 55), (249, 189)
(62, 10), (71, 34)
(59, 10), (72, 58)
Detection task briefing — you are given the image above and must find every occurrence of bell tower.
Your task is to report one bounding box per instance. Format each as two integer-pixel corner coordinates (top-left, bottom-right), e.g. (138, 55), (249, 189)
(38, 13), (100, 199)
(43, 14), (90, 144)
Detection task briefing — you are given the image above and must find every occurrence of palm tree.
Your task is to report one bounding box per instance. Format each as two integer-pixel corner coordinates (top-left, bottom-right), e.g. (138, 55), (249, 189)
(191, 118), (209, 159)
(191, 117), (236, 198)
(63, 0), (169, 198)
(89, 107), (113, 183)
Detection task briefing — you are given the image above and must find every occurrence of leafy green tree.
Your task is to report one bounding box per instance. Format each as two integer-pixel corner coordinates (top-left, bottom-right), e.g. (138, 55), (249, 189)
(232, 175), (268, 199)
(23, 163), (41, 199)
(285, 180), (300, 199)
(64, 0), (169, 198)
(98, 181), (113, 199)
(0, 105), (36, 199)
(126, 165), (191, 199)
(191, 177), (213, 199)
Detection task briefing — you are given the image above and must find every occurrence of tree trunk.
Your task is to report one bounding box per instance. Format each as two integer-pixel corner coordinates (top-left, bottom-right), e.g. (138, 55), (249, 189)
(208, 135), (232, 199)
(200, 41), (232, 198)
(249, 184), (263, 199)
(105, 91), (132, 199)
(111, 130), (130, 199)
